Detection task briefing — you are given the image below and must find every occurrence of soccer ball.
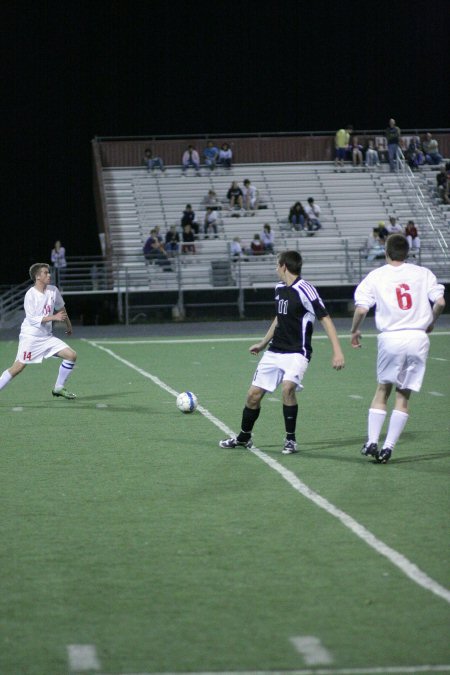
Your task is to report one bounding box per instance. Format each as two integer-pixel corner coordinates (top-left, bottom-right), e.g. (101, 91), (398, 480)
(176, 391), (198, 414)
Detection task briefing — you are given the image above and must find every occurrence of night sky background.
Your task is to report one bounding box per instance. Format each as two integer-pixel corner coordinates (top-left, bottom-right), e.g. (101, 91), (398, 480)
(3, 0), (449, 283)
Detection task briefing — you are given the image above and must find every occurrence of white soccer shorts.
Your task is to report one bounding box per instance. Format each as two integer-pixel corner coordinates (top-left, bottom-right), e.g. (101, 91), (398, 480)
(252, 351), (309, 393)
(377, 330), (430, 392)
(16, 335), (70, 364)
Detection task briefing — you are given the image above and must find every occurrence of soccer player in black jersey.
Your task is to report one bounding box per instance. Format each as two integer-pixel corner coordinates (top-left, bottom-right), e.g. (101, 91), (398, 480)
(220, 250), (345, 454)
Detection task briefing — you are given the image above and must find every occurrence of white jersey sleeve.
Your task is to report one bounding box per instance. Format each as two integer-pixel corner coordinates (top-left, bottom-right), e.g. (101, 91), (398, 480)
(20, 285), (65, 338)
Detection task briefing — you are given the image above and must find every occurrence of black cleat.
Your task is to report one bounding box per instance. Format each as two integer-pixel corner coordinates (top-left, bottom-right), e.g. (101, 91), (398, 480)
(361, 442), (378, 458)
(376, 448), (392, 464)
(219, 437), (253, 449)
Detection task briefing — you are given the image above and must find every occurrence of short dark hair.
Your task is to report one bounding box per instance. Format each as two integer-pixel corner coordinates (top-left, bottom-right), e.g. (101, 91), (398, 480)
(29, 263), (49, 281)
(386, 234), (409, 261)
(278, 250), (302, 275)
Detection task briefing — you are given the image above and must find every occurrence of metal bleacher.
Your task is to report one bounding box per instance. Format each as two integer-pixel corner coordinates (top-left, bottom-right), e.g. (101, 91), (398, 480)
(104, 160), (450, 297)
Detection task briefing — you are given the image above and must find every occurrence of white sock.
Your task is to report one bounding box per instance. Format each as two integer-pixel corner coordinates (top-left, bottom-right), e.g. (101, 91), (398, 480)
(0, 369), (13, 390)
(384, 410), (409, 450)
(54, 360), (75, 390)
(368, 408), (387, 444)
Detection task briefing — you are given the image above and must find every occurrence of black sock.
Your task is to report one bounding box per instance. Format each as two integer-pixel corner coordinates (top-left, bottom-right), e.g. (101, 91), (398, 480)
(283, 404), (298, 440)
(236, 406), (260, 441)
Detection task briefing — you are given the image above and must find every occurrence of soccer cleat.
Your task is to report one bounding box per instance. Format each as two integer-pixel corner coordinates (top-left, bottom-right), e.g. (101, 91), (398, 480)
(361, 442), (378, 458)
(52, 387), (77, 400)
(282, 439), (298, 455)
(376, 447), (392, 464)
(219, 437), (253, 449)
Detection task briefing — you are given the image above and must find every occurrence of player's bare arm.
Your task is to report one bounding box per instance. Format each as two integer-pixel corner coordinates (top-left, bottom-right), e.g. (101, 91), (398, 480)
(319, 315), (345, 369)
(426, 296), (446, 334)
(350, 306), (369, 348)
(249, 317), (278, 355)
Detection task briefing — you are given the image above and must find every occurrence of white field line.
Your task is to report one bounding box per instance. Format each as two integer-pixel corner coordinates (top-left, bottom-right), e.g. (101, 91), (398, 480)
(290, 635), (333, 665)
(67, 644), (101, 671)
(87, 341), (450, 606)
(97, 665), (450, 674)
(83, 331), (450, 346)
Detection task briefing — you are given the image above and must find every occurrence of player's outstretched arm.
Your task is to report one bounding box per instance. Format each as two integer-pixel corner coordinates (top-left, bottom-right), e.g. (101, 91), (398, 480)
(350, 306), (369, 348)
(319, 315), (345, 369)
(249, 317), (277, 355)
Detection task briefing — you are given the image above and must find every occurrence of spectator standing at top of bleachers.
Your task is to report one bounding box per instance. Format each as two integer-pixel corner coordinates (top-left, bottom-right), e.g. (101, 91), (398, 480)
(288, 201), (307, 232)
(181, 204), (200, 237)
(164, 225), (180, 257)
(423, 133), (443, 166)
(334, 125), (353, 170)
(51, 240), (67, 286)
(387, 216), (403, 234)
(261, 224), (274, 254)
(143, 148), (165, 174)
(242, 179), (259, 212)
(227, 181), (243, 210)
(202, 189), (222, 210)
(305, 197), (322, 235)
(385, 118), (401, 172)
(203, 141), (220, 171)
(365, 140), (380, 169)
(218, 143), (232, 169)
(404, 220), (420, 257)
(203, 208), (219, 239)
(181, 145), (201, 176)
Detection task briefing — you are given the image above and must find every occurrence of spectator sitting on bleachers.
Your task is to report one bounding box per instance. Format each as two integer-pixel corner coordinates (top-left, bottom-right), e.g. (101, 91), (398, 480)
(365, 140), (380, 169)
(227, 181), (243, 210)
(203, 207), (219, 239)
(143, 228), (171, 268)
(181, 144), (201, 176)
(305, 197), (322, 235)
(351, 136), (363, 167)
(164, 225), (180, 257)
(181, 204), (200, 237)
(366, 227), (386, 262)
(230, 237), (248, 261)
(143, 148), (165, 174)
(288, 201), (307, 231)
(405, 220), (421, 257)
(376, 221), (389, 244)
(436, 164), (450, 204)
(242, 179), (258, 212)
(387, 216), (403, 234)
(261, 224), (274, 254)
(202, 189), (222, 210)
(218, 143), (232, 169)
(203, 141), (219, 171)
(423, 132), (443, 165)
(405, 136), (425, 170)
(181, 223), (196, 254)
(250, 233), (265, 256)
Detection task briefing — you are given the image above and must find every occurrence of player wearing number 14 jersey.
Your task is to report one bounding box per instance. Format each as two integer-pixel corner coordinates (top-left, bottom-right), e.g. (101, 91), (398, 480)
(0, 263), (77, 399)
(351, 234), (445, 463)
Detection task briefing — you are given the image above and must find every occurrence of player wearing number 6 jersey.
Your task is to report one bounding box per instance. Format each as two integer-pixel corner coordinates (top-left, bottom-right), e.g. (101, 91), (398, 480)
(219, 250), (345, 455)
(0, 263), (77, 399)
(351, 234), (445, 463)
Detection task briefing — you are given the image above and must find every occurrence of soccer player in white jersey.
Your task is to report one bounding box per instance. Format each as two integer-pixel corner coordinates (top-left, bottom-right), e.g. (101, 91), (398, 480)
(0, 263), (77, 399)
(219, 250), (345, 454)
(351, 234), (445, 463)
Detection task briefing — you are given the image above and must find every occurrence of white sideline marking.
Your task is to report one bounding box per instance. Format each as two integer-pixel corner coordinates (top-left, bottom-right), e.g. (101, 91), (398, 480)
(431, 357), (448, 361)
(87, 342), (450, 606)
(428, 391), (445, 397)
(96, 665), (450, 674)
(290, 635), (333, 665)
(348, 394), (363, 399)
(12, 406), (24, 412)
(83, 331), (450, 346)
(67, 644), (101, 671)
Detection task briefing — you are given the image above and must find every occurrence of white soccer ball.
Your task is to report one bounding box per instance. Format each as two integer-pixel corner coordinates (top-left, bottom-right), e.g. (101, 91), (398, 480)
(176, 391), (198, 414)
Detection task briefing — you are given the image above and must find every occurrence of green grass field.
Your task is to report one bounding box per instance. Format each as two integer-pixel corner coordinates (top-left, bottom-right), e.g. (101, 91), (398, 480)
(1, 327), (449, 675)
